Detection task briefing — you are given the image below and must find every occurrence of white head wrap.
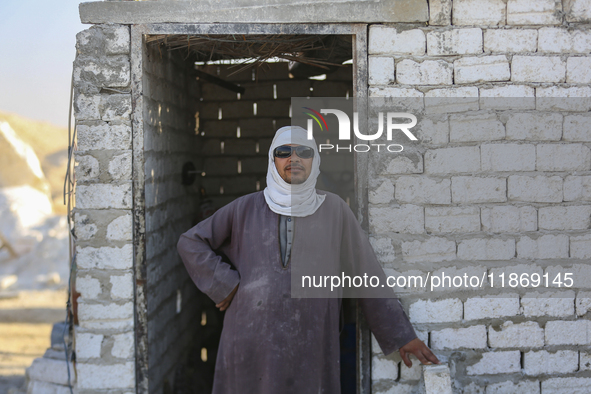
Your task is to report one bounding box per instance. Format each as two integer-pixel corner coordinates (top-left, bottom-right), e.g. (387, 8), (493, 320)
(263, 126), (325, 217)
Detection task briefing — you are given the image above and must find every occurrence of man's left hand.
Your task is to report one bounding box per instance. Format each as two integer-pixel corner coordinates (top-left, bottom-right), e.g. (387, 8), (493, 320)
(399, 338), (440, 367)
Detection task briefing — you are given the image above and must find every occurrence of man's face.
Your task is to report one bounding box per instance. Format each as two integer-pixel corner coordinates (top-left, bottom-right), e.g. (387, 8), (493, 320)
(273, 144), (313, 184)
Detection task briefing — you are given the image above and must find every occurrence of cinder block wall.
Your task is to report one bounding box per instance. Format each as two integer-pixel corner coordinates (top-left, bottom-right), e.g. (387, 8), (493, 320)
(142, 45), (202, 393)
(367, 0), (591, 392)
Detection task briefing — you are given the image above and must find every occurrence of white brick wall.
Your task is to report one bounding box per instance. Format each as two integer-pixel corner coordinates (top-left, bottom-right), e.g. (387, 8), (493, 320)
(481, 143), (536, 172)
(425, 207), (480, 233)
(481, 206), (537, 232)
(453, 0), (507, 26)
(507, 175), (562, 203)
(536, 144), (591, 171)
(538, 206), (591, 230)
(484, 29), (538, 53)
(517, 234), (569, 259)
(505, 112), (563, 141)
(451, 176), (506, 203)
(545, 320), (591, 345)
(506, 0), (562, 25)
(488, 321), (544, 348)
(511, 56), (566, 83)
(449, 112), (505, 142)
(524, 350), (578, 375)
(467, 351), (521, 375)
(427, 28), (483, 56)
(464, 295), (520, 319)
(458, 238), (515, 261)
(431, 325), (487, 349)
(395, 177), (451, 204)
(521, 291), (575, 317)
(454, 55), (510, 83)
(401, 237), (456, 262)
(369, 27), (426, 55)
(425, 146), (480, 174)
(409, 298), (463, 323)
(485, 380), (540, 394)
(396, 59), (453, 85)
(369, 205), (424, 234)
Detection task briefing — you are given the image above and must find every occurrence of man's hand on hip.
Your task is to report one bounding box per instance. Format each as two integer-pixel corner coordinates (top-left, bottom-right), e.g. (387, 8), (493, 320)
(216, 284), (239, 311)
(399, 338), (440, 367)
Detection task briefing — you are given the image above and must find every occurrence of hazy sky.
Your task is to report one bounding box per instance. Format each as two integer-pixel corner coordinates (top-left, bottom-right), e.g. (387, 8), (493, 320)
(0, 1), (85, 127)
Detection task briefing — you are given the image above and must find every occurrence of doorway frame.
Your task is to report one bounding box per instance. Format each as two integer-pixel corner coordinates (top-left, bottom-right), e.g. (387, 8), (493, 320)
(129, 23), (370, 394)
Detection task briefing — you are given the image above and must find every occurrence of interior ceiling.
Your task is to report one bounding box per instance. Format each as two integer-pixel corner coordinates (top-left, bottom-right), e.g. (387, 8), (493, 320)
(146, 34), (352, 78)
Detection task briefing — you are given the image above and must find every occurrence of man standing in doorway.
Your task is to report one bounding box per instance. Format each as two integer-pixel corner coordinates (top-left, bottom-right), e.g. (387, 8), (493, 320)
(177, 126), (439, 394)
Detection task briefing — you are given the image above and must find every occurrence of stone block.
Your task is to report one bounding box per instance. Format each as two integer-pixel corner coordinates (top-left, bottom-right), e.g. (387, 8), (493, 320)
(75, 331), (103, 359)
(484, 29), (538, 53)
(571, 234), (591, 259)
(369, 179), (395, 205)
(451, 176), (506, 203)
(75, 154), (100, 182)
(396, 59), (453, 85)
(524, 350), (578, 375)
(424, 146), (480, 174)
(369, 87), (424, 98)
(370, 237), (396, 264)
(564, 0), (591, 22)
(480, 85), (536, 110)
(414, 117), (449, 145)
(504, 112), (562, 141)
(564, 114), (591, 142)
(77, 123), (132, 151)
(108, 151), (132, 180)
(467, 351), (521, 375)
(453, 0), (507, 26)
(429, 0), (452, 25)
(372, 354), (399, 380)
(449, 112), (505, 142)
(74, 93), (101, 120)
(481, 206), (537, 233)
(77, 244), (133, 270)
(431, 325), (487, 349)
(76, 183), (132, 209)
(74, 212), (98, 240)
(577, 291), (591, 316)
(401, 237), (456, 263)
(107, 214), (133, 241)
(521, 291), (575, 317)
(538, 27), (591, 54)
(112, 332), (135, 359)
(507, 175), (562, 203)
(542, 378), (591, 393)
(103, 25), (130, 55)
(536, 144), (591, 171)
(507, 0), (562, 25)
(517, 234), (569, 259)
(400, 355), (422, 381)
(425, 87), (479, 113)
(485, 380), (540, 394)
(395, 177), (451, 204)
(110, 272), (134, 300)
(511, 56), (565, 82)
(26, 358), (73, 386)
(26, 381), (73, 394)
(426, 28), (482, 56)
(368, 56), (395, 85)
(488, 321), (544, 348)
(78, 301), (134, 322)
(465, 295), (520, 320)
(76, 275), (102, 299)
(423, 364), (452, 394)
(454, 55), (510, 83)
(539, 205), (591, 230)
(100, 94), (131, 121)
(73, 55), (131, 89)
(582, 352), (591, 370)
(458, 238), (515, 261)
(567, 56), (591, 83)
(381, 154), (424, 174)
(369, 205), (424, 234)
(76, 362), (135, 389)
(481, 143), (535, 172)
(409, 298), (463, 323)
(425, 207), (480, 233)
(545, 320), (591, 345)
(368, 27), (426, 55)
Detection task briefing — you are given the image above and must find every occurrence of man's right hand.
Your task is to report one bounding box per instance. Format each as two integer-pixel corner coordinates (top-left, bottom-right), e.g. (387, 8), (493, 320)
(215, 284), (239, 311)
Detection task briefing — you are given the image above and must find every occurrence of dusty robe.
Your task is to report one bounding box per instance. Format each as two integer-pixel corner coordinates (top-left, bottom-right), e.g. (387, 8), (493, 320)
(177, 190), (416, 394)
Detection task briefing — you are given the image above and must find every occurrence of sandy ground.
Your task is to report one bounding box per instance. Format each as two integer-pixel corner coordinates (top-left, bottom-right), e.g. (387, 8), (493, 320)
(0, 290), (67, 394)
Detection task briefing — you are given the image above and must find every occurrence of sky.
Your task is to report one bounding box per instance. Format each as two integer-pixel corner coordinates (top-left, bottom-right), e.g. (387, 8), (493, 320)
(0, 1), (85, 128)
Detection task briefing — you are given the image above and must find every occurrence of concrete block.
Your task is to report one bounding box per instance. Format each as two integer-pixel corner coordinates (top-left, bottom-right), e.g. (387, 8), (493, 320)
(74, 212), (98, 240)
(26, 358), (74, 386)
(112, 332), (135, 359)
(26, 381), (73, 394)
(75, 331), (103, 359)
(511, 56), (565, 82)
(539, 205), (591, 230)
(564, 114), (591, 142)
(73, 55), (131, 89)
(524, 350), (578, 375)
(467, 351), (521, 375)
(505, 112), (562, 141)
(425, 87), (479, 113)
(577, 291), (591, 316)
(369, 205), (424, 234)
(409, 298), (463, 323)
(75, 154), (100, 182)
(536, 144), (591, 171)
(479, 85), (536, 110)
(571, 234), (591, 259)
(110, 273), (134, 300)
(488, 321), (544, 348)
(103, 25), (130, 55)
(400, 355), (422, 381)
(425, 207), (480, 233)
(429, 0), (452, 25)
(369, 56), (395, 85)
(382, 154), (424, 174)
(453, 0), (507, 26)
(481, 143), (535, 172)
(464, 295), (520, 320)
(396, 59), (453, 85)
(77, 244), (133, 270)
(521, 291), (575, 317)
(481, 206), (537, 233)
(74, 93), (101, 120)
(431, 325), (487, 349)
(370, 237), (396, 264)
(77, 123), (132, 151)
(449, 112), (505, 142)
(517, 234), (569, 259)
(423, 364), (452, 394)
(401, 237), (456, 263)
(564, 0), (591, 22)
(582, 352), (591, 370)
(76, 183), (132, 209)
(507, 175), (562, 203)
(78, 301), (134, 322)
(76, 362), (135, 389)
(542, 378), (591, 393)
(372, 354), (399, 380)
(107, 214), (133, 241)
(369, 179), (395, 205)
(425, 146), (480, 174)
(76, 275), (102, 299)
(454, 55), (510, 84)
(458, 238), (515, 261)
(484, 29), (538, 53)
(100, 94), (131, 121)
(395, 177), (451, 204)
(415, 117), (449, 145)
(451, 176), (506, 203)
(538, 27), (591, 54)
(507, 0), (562, 25)
(369, 27), (426, 55)
(369, 87), (424, 98)
(426, 28), (482, 56)
(567, 56), (591, 83)
(545, 320), (590, 345)
(485, 380), (540, 394)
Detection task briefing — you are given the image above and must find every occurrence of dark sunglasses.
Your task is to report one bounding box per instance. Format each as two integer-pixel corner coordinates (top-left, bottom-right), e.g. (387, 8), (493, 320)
(273, 145), (315, 159)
